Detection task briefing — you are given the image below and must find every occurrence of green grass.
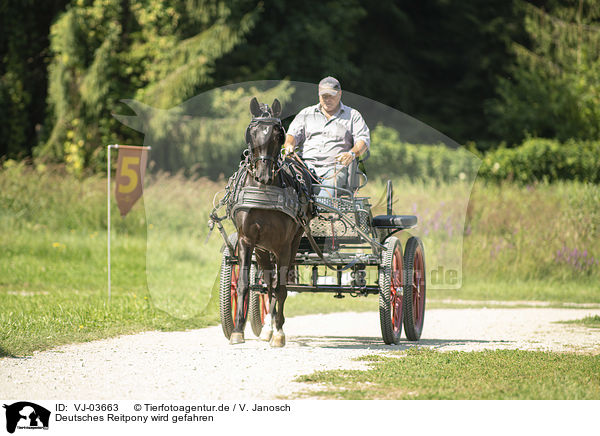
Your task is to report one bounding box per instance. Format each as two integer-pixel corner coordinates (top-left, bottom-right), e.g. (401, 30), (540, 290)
(437, 278), (600, 304)
(0, 227), (221, 357)
(1, 163), (599, 356)
(295, 348), (600, 399)
(558, 315), (600, 328)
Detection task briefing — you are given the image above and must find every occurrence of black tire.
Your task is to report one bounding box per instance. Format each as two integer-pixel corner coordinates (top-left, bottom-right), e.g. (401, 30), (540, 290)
(378, 236), (404, 345)
(248, 264), (269, 337)
(403, 236), (426, 341)
(219, 232), (241, 339)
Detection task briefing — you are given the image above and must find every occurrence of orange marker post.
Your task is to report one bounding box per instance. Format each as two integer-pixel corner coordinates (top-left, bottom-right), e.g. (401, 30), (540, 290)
(107, 144), (151, 302)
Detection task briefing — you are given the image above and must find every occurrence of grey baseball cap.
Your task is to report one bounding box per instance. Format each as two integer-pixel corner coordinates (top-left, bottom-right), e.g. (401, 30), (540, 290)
(318, 76), (341, 96)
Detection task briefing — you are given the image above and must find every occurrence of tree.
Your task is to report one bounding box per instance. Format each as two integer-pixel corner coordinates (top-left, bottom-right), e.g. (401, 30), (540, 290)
(487, 0), (600, 144)
(0, 0), (69, 159)
(37, 0), (261, 174)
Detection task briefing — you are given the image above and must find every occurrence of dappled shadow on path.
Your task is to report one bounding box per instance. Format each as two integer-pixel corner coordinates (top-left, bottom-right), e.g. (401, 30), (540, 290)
(289, 335), (511, 351)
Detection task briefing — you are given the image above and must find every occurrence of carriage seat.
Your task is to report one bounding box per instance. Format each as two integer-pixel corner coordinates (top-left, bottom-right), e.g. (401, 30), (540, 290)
(372, 215), (417, 230)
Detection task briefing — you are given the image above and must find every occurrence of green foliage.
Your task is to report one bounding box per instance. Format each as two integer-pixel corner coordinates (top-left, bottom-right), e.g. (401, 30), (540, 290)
(10, 0), (600, 163)
(0, 0), (69, 159)
(213, 0), (367, 81)
(2, 0), (528, 161)
(367, 125), (481, 182)
(38, 0), (261, 174)
(369, 124), (600, 185)
(488, 0), (600, 144)
(479, 137), (600, 184)
(116, 82), (293, 178)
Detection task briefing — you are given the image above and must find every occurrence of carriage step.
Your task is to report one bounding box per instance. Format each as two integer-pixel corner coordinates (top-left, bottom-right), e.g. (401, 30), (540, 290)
(372, 215), (417, 229)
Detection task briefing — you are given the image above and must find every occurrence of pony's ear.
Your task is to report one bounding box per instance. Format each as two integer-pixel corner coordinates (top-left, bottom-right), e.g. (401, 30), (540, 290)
(250, 97), (262, 117)
(271, 99), (282, 118)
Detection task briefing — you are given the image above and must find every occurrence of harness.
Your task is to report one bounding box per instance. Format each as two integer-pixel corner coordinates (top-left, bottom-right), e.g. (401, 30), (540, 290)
(208, 108), (351, 271)
(226, 157), (316, 223)
(209, 111), (315, 228)
(230, 185), (301, 221)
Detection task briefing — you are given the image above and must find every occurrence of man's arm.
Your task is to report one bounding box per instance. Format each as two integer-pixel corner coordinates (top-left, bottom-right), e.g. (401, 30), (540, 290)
(337, 109), (370, 166)
(285, 110), (306, 155)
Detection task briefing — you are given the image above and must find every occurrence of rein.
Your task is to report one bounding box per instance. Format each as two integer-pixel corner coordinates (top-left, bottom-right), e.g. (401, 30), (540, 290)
(288, 152), (348, 186)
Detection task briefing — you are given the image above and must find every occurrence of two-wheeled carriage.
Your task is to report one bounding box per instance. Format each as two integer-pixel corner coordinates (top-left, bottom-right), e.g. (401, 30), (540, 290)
(218, 160), (426, 345)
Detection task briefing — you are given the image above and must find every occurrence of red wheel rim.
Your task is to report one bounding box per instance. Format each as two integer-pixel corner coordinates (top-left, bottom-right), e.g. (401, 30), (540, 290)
(230, 263), (239, 327)
(412, 247), (425, 330)
(259, 293), (269, 323)
(230, 262), (248, 328)
(391, 247), (403, 335)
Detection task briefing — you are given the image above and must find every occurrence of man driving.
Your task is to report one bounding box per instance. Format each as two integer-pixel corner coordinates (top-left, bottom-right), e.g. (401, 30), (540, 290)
(284, 76), (370, 195)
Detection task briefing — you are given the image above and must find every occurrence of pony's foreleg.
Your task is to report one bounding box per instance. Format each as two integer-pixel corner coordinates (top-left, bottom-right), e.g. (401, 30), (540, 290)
(256, 250), (275, 342)
(270, 252), (292, 348)
(231, 239), (253, 345)
(270, 229), (303, 348)
(260, 283), (276, 342)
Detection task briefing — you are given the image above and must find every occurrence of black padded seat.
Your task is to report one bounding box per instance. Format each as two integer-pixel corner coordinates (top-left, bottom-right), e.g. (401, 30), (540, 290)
(372, 215), (417, 229)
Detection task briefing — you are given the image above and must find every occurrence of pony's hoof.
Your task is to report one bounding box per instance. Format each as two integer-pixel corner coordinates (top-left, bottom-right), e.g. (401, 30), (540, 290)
(270, 333), (286, 348)
(229, 332), (245, 345)
(260, 327), (273, 342)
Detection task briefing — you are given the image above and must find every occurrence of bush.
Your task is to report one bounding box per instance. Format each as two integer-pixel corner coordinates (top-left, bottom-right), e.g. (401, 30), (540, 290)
(478, 138), (600, 184)
(368, 125), (600, 185)
(367, 125), (481, 182)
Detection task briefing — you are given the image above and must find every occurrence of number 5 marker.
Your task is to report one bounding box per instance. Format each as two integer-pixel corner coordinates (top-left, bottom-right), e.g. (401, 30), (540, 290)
(114, 146), (149, 217)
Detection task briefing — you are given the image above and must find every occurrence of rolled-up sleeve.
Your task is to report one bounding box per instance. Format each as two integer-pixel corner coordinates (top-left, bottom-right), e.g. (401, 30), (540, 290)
(287, 111), (306, 145)
(351, 109), (370, 149)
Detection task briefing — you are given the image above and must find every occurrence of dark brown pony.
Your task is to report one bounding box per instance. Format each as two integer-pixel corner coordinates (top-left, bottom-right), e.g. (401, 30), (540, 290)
(230, 97), (311, 347)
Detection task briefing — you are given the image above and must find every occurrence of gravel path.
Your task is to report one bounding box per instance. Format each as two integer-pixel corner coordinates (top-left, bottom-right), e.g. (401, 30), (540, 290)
(2, 308), (599, 400)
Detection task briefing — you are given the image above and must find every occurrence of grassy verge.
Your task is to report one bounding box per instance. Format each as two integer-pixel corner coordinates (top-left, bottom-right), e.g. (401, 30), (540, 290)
(0, 229), (221, 357)
(558, 315), (600, 328)
(435, 278), (600, 304)
(295, 348), (600, 399)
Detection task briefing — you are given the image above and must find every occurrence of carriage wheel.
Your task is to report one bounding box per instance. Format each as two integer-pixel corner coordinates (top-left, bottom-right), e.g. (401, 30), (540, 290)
(403, 236), (426, 341)
(249, 264), (270, 337)
(378, 236), (403, 345)
(219, 233), (249, 339)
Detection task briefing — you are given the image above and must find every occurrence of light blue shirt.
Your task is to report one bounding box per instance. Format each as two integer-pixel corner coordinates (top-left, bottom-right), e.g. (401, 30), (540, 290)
(287, 102), (370, 166)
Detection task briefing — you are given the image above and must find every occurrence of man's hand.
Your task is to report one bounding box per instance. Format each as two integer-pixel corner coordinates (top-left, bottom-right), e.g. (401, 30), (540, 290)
(336, 151), (356, 167)
(284, 143), (295, 156)
(283, 134), (296, 156)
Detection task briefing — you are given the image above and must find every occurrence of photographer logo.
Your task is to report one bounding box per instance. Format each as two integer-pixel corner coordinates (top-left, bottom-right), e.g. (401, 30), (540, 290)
(3, 402), (50, 433)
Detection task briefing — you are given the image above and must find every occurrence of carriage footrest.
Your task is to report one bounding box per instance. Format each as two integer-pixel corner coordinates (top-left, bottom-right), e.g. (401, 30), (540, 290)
(372, 215), (417, 229)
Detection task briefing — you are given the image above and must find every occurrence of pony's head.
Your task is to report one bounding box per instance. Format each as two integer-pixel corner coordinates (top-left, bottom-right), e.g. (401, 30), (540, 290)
(246, 97), (284, 185)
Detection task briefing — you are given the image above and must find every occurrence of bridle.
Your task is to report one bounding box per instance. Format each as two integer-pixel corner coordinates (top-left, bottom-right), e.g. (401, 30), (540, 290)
(245, 112), (285, 180)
